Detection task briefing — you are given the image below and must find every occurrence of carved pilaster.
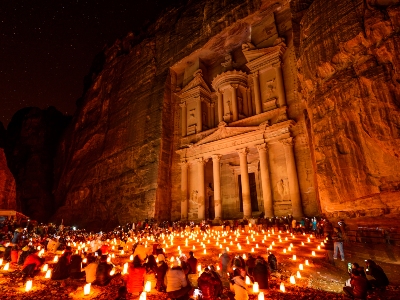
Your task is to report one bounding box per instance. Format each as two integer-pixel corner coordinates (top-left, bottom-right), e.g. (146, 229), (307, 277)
(180, 102), (187, 137)
(257, 143), (274, 217)
(212, 154), (223, 220)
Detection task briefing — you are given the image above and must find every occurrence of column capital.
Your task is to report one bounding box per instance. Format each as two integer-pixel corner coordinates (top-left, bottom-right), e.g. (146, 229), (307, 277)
(210, 102), (215, 108)
(238, 147), (249, 156)
(179, 102), (187, 108)
(251, 71), (259, 78)
(211, 154), (222, 162)
(272, 62), (282, 68)
(280, 137), (294, 147)
(194, 157), (209, 165)
(230, 83), (239, 89)
(179, 160), (189, 168)
(256, 143), (269, 153)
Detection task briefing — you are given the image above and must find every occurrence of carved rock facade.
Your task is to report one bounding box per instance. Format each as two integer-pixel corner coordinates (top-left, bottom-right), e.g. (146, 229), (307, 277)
(50, 0), (399, 228)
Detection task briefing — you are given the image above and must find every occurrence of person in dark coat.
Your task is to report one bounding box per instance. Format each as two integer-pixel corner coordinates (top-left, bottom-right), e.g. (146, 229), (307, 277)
(70, 254), (85, 279)
(95, 255), (114, 286)
(245, 254), (256, 276)
(365, 260), (389, 290)
(267, 252), (277, 271)
(18, 245), (31, 266)
(253, 257), (269, 289)
(187, 251), (198, 274)
(156, 254), (168, 292)
(51, 251), (72, 280)
(198, 267), (220, 300)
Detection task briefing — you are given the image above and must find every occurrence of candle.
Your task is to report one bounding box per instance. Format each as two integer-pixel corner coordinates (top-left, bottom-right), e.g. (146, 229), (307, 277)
(299, 264), (303, 270)
(84, 283), (91, 295)
(292, 255), (296, 260)
(305, 260), (309, 266)
(42, 264), (48, 272)
(0, 258), (2, 266)
(130, 254), (134, 261)
(45, 270), (51, 278)
(253, 282), (259, 293)
(243, 254), (247, 259)
(53, 255), (58, 263)
(145, 281), (151, 292)
(297, 271), (301, 278)
(3, 262), (9, 271)
(123, 262), (128, 274)
(283, 248), (286, 253)
(258, 292), (264, 300)
(317, 245), (321, 250)
(107, 256), (111, 263)
(245, 276), (251, 285)
(110, 268), (115, 276)
(280, 282), (285, 292)
(290, 275), (296, 284)
(203, 249), (206, 254)
(312, 251), (316, 256)
(25, 280), (32, 292)
(197, 264), (202, 272)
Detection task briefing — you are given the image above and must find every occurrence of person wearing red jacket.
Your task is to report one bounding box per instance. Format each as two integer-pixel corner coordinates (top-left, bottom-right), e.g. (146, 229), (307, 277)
(125, 255), (146, 295)
(198, 267), (221, 300)
(22, 249), (44, 279)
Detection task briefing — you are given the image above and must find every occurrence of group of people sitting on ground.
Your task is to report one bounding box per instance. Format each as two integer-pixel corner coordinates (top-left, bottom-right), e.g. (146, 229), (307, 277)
(343, 260), (389, 299)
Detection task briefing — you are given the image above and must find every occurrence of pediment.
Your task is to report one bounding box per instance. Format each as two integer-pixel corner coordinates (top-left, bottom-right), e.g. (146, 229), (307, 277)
(242, 45), (283, 63)
(178, 70), (211, 96)
(195, 122), (259, 146)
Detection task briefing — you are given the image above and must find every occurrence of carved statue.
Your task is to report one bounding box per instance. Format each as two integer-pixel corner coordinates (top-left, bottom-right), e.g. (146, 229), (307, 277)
(191, 190), (198, 203)
(265, 79), (276, 99)
(221, 53), (237, 69)
(277, 179), (288, 198)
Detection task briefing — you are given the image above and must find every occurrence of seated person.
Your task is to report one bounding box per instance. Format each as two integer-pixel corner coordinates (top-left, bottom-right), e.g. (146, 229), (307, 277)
(230, 268), (249, 300)
(126, 255), (146, 295)
(83, 256), (98, 283)
(18, 245), (31, 266)
(253, 257), (269, 289)
(343, 269), (368, 299)
(156, 254), (168, 292)
(22, 248), (44, 279)
(52, 251), (72, 280)
(95, 255), (114, 286)
(365, 259), (389, 291)
(198, 267), (220, 300)
(70, 254), (85, 279)
(165, 261), (192, 300)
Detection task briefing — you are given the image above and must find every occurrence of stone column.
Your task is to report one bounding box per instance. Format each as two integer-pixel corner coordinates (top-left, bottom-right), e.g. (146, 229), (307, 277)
(207, 103), (212, 128)
(238, 148), (252, 219)
(246, 87), (252, 116)
(196, 97), (202, 133)
(252, 72), (262, 115)
(196, 157), (207, 220)
(257, 144), (274, 217)
(179, 160), (189, 220)
(210, 103), (215, 127)
(212, 154), (222, 220)
(180, 102), (187, 137)
(242, 87), (248, 117)
(281, 138), (303, 218)
(217, 91), (223, 123)
(231, 84), (239, 121)
(273, 63), (286, 107)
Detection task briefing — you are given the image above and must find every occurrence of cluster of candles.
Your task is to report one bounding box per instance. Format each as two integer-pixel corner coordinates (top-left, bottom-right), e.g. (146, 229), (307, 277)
(0, 227), (325, 297)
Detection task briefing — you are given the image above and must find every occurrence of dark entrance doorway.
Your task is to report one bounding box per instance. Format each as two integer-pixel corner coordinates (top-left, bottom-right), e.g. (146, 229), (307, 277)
(239, 173), (259, 213)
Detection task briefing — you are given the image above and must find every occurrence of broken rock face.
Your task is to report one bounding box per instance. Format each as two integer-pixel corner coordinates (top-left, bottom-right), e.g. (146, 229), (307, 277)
(0, 122), (16, 210)
(297, 0), (400, 219)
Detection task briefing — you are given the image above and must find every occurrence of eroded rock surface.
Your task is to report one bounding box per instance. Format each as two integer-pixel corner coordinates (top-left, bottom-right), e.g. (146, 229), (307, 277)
(295, 0), (400, 219)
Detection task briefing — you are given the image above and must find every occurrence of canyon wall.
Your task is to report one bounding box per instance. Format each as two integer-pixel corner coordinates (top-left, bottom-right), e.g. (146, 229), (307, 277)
(4, 107), (69, 221)
(0, 122), (16, 210)
(295, 0), (400, 219)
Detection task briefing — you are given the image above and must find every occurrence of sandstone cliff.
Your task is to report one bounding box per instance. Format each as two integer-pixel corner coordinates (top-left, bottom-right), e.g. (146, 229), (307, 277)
(295, 0), (400, 219)
(0, 122), (16, 210)
(51, 0), (318, 229)
(5, 107), (70, 221)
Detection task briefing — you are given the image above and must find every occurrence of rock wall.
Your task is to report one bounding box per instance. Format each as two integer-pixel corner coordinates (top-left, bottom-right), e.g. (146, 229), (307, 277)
(5, 107), (69, 221)
(0, 122), (16, 210)
(296, 0), (400, 219)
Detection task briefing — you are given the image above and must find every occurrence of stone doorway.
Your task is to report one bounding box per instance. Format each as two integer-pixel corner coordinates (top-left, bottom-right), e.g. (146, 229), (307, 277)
(238, 173), (259, 213)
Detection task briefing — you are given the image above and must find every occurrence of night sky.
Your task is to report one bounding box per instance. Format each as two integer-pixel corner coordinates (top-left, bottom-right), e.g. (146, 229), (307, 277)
(0, 0), (179, 127)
